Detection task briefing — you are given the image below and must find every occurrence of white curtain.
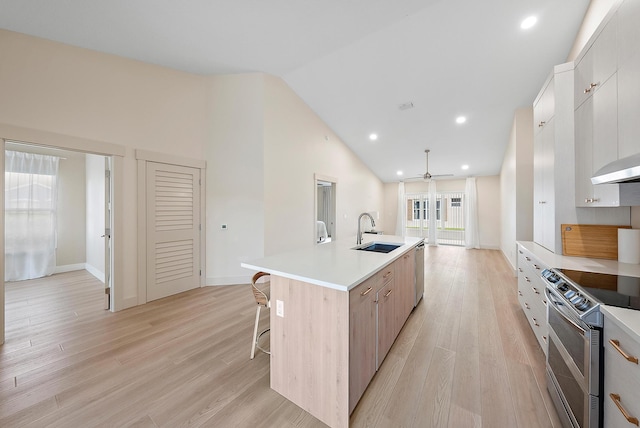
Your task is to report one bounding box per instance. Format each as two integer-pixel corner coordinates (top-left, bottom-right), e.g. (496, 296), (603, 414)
(427, 179), (438, 246)
(465, 177), (480, 249)
(395, 182), (405, 236)
(5, 150), (60, 281)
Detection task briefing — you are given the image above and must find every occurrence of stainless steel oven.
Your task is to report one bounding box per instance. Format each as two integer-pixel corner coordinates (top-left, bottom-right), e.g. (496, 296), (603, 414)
(545, 286), (602, 428)
(542, 268), (640, 428)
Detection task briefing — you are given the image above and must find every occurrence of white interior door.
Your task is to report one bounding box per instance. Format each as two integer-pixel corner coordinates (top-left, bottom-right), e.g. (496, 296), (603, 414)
(146, 162), (201, 301)
(104, 157), (112, 309)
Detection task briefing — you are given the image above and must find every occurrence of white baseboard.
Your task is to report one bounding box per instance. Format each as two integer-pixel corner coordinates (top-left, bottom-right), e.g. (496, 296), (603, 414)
(85, 264), (105, 283)
(54, 263), (86, 274)
(206, 275), (252, 286)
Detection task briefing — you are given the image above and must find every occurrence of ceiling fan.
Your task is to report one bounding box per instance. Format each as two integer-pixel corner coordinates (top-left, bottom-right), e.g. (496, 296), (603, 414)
(405, 149), (454, 181)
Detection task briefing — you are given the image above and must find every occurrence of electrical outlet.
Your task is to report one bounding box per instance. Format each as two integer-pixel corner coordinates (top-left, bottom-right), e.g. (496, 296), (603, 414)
(276, 300), (284, 318)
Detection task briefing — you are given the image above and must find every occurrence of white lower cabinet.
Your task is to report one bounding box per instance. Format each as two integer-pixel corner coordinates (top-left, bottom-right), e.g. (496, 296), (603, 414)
(516, 245), (549, 354)
(603, 313), (640, 428)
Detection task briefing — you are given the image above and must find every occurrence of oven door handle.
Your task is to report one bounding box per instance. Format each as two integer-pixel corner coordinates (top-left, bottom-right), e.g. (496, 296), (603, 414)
(545, 287), (588, 334)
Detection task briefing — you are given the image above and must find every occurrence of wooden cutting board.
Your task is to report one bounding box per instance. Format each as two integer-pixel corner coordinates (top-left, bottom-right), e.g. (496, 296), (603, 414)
(561, 224), (631, 259)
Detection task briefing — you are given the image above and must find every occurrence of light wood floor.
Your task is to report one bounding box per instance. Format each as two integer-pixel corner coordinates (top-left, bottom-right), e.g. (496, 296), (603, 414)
(1, 247), (561, 427)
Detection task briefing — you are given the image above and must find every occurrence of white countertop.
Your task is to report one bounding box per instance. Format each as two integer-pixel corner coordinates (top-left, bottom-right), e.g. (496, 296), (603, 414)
(241, 235), (424, 292)
(518, 241), (640, 341)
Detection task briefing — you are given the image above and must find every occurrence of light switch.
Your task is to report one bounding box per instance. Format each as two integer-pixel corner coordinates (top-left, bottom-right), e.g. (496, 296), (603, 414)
(276, 299), (284, 317)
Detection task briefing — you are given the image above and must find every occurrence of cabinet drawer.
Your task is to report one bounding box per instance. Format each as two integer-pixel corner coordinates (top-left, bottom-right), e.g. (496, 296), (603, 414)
(372, 264), (395, 292)
(604, 318), (640, 427)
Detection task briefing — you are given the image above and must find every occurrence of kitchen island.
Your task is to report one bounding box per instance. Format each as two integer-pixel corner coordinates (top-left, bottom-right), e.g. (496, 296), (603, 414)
(241, 235), (423, 428)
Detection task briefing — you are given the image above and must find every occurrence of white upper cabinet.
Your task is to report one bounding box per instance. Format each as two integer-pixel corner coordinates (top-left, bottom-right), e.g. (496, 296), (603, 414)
(534, 77), (555, 136)
(574, 12), (624, 207)
(617, 0), (640, 159)
(575, 15), (618, 109)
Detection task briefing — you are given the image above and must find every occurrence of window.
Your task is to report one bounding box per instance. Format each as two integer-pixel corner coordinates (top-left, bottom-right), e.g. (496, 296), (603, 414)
(4, 151), (60, 281)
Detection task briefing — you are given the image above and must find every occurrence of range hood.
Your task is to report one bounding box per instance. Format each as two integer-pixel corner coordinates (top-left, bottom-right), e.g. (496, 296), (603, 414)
(591, 153), (640, 184)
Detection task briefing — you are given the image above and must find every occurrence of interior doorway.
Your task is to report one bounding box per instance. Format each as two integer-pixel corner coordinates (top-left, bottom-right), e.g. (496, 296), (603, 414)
(314, 174), (337, 244)
(3, 141), (113, 342)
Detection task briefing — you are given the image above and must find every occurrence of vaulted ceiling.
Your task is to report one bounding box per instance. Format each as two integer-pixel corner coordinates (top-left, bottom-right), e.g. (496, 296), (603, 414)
(0, 0), (590, 182)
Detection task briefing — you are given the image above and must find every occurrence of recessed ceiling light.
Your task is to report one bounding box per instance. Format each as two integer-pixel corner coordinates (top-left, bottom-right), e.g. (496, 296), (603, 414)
(397, 170), (403, 176)
(521, 16), (537, 30)
(461, 165), (469, 170)
(455, 116), (467, 124)
(369, 133), (378, 141)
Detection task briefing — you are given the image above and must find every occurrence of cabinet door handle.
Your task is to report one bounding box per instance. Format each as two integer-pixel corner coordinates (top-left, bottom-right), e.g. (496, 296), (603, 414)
(532, 287), (540, 294)
(525, 256), (531, 261)
(543, 299), (547, 306)
(609, 339), (639, 364)
(360, 287), (373, 297)
(518, 268), (523, 272)
(538, 200), (546, 204)
(584, 82), (598, 93)
(584, 198), (600, 203)
(538, 121), (545, 127)
(384, 289), (392, 298)
(383, 271), (392, 279)
(524, 276), (531, 283)
(542, 335), (548, 344)
(532, 317), (540, 327)
(518, 290), (523, 296)
(610, 393), (639, 426)
(524, 302), (530, 310)
(533, 264), (540, 270)
(519, 250), (523, 254)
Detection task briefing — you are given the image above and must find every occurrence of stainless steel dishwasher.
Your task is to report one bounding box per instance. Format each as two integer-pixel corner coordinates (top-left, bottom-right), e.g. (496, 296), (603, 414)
(415, 241), (425, 305)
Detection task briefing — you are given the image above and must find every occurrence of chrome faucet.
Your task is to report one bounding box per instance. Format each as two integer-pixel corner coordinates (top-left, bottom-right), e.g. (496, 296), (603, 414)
(357, 212), (376, 245)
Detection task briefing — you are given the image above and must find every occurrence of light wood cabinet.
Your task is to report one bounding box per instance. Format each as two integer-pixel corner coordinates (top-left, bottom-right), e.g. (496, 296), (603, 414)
(376, 280), (395, 368)
(603, 313), (640, 428)
(516, 244), (549, 354)
(348, 247), (417, 412)
(394, 249), (415, 338)
(268, 242), (423, 428)
(349, 277), (377, 413)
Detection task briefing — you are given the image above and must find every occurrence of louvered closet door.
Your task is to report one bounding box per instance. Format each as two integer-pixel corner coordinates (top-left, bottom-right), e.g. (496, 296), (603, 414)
(146, 162), (200, 301)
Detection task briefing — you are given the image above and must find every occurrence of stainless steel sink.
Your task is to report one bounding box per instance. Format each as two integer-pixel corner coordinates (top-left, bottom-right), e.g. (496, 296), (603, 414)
(355, 242), (402, 254)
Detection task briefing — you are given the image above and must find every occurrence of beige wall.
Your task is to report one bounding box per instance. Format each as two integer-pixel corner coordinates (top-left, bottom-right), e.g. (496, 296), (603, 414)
(205, 74), (265, 285)
(500, 108), (534, 270)
(86, 154), (105, 281)
(566, 0), (619, 61)
(263, 75), (384, 256)
(206, 73), (385, 284)
(382, 176), (501, 249)
(0, 29), (211, 309)
(57, 152), (87, 268)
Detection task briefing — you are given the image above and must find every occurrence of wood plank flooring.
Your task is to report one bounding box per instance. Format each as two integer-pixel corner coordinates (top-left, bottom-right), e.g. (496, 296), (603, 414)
(1, 247), (561, 427)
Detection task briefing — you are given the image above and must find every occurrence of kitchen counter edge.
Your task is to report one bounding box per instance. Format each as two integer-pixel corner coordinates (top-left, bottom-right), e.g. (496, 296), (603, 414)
(241, 235), (424, 292)
(517, 240), (640, 342)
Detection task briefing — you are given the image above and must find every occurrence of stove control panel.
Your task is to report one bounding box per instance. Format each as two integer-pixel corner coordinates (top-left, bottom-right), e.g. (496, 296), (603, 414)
(542, 269), (595, 313)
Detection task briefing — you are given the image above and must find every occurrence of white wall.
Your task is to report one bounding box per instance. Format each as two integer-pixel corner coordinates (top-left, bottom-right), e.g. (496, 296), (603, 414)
(500, 108), (534, 270)
(86, 154), (105, 281)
